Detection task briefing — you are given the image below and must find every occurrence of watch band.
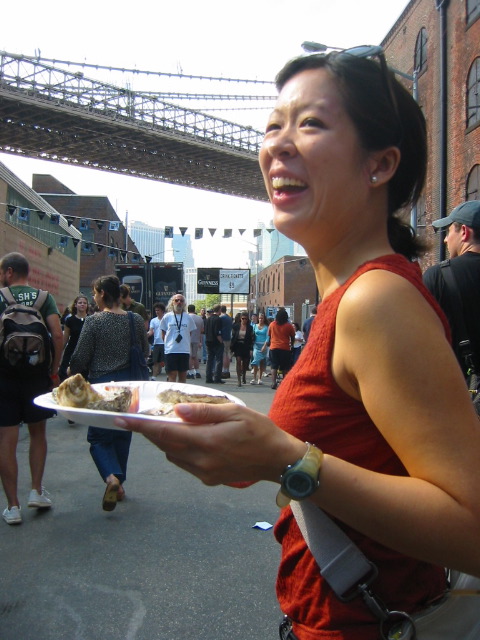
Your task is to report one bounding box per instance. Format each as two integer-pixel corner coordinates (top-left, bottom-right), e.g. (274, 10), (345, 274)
(276, 443), (324, 508)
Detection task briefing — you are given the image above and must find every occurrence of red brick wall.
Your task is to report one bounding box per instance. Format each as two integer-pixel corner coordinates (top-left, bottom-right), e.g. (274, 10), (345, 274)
(383, 0), (480, 268)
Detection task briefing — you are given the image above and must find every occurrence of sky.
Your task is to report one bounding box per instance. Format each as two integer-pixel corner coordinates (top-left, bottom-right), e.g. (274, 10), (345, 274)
(0, 0), (410, 268)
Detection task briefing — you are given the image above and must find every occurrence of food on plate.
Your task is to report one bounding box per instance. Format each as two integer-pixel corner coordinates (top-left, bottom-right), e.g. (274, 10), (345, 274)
(140, 388), (233, 417)
(53, 374), (134, 413)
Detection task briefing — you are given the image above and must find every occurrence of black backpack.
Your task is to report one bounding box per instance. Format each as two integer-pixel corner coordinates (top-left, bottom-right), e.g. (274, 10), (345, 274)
(0, 287), (52, 375)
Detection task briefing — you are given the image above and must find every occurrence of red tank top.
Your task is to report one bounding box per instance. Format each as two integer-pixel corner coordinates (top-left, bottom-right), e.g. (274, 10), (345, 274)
(270, 255), (448, 640)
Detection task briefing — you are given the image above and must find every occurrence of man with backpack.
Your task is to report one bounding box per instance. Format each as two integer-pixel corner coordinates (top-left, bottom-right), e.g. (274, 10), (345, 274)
(0, 252), (63, 525)
(423, 201), (480, 411)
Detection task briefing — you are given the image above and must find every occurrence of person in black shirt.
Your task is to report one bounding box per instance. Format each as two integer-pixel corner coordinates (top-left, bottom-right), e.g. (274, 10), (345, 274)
(205, 305), (224, 383)
(423, 201), (480, 376)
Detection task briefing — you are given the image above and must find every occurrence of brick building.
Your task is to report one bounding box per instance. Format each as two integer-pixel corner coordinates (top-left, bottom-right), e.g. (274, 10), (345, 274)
(382, 0), (480, 267)
(32, 174), (143, 297)
(0, 162), (80, 313)
(250, 255), (317, 325)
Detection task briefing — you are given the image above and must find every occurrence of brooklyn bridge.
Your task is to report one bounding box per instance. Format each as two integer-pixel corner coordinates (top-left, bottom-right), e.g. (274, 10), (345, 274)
(0, 51), (271, 202)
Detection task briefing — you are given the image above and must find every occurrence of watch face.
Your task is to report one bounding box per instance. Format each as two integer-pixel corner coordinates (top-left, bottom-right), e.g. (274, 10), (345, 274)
(283, 470), (316, 499)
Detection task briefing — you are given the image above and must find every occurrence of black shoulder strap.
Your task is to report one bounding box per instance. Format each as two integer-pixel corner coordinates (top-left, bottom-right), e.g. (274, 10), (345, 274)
(440, 260), (476, 372)
(439, 260), (469, 343)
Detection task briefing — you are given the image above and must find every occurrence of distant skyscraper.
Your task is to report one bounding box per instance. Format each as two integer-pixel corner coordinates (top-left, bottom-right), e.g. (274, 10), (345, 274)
(184, 267), (206, 305)
(261, 221), (295, 265)
(129, 220), (165, 261)
(171, 233), (194, 268)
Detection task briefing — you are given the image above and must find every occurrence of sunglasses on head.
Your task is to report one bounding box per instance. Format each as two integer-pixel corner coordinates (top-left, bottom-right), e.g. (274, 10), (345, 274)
(301, 43), (402, 142)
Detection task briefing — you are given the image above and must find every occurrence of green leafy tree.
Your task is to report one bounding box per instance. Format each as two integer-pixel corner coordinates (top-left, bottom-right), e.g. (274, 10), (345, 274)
(205, 294), (221, 309)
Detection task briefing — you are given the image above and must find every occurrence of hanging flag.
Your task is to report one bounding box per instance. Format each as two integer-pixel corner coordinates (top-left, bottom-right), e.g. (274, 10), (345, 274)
(65, 216), (75, 226)
(253, 228), (261, 237)
(109, 221), (120, 231)
(79, 218), (89, 231)
(238, 229), (246, 235)
(164, 226), (173, 238)
(108, 248), (117, 259)
(72, 238), (80, 248)
(131, 253), (140, 263)
(179, 227), (188, 237)
(267, 228), (275, 234)
(145, 255), (153, 263)
(195, 228), (203, 239)
(18, 208), (30, 222)
(209, 228), (216, 237)
(7, 205), (16, 216)
(96, 244), (104, 252)
(83, 242), (93, 252)
(50, 214), (60, 225)
(37, 210), (46, 220)
(223, 229), (232, 238)
(120, 251), (127, 262)
(59, 236), (68, 248)
(95, 220), (104, 230)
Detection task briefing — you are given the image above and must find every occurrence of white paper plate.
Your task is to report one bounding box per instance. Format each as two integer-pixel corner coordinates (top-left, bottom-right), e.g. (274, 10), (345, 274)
(34, 381), (245, 430)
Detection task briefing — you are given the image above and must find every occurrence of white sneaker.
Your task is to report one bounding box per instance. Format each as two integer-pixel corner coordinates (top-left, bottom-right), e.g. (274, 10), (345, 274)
(257, 379), (264, 385)
(250, 379), (257, 385)
(3, 506), (22, 524)
(28, 488), (52, 509)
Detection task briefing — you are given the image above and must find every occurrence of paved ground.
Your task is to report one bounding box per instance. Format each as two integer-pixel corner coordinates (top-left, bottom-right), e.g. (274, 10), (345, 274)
(0, 366), (284, 640)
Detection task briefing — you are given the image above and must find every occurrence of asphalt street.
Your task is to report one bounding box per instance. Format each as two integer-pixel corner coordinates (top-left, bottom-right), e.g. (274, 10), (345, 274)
(0, 368), (284, 640)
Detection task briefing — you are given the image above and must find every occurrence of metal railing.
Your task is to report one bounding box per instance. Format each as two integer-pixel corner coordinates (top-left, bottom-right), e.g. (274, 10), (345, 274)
(0, 51), (264, 155)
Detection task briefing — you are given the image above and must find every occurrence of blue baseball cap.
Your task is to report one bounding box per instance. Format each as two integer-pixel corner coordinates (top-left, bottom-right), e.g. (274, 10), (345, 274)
(432, 201), (480, 229)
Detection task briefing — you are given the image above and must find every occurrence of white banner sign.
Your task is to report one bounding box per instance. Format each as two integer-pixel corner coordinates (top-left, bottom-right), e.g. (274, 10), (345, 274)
(219, 269), (250, 294)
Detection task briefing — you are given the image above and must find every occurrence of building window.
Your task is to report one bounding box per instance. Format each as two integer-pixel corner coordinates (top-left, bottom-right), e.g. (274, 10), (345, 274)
(467, 0), (480, 25)
(467, 58), (480, 128)
(414, 28), (427, 73)
(466, 165), (480, 201)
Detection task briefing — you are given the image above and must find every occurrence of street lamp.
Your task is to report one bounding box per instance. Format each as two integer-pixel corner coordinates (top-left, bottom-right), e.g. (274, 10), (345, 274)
(301, 41), (419, 230)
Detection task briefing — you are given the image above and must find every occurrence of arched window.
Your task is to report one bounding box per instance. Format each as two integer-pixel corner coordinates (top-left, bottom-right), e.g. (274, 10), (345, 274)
(467, 0), (480, 25)
(467, 58), (480, 128)
(414, 28), (427, 73)
(466, 165), (480, 201)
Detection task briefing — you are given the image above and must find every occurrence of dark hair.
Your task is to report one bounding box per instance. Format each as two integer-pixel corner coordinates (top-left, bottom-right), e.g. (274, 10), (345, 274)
(275, 52), (427, 260)
(188, 304), (196, 312)
(452, 221), (480, 243)
(93, 275), (121, 308)
(119, 284), (130, 299)
(71, 295), (89, 316)
(275, 308), (289, 325)
(154, 302), (166, 311)
(0, 252), (29, 277)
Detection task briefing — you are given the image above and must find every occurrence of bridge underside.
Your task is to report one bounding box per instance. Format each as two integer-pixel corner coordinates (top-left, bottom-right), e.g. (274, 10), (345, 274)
(0, 91), (269, 202)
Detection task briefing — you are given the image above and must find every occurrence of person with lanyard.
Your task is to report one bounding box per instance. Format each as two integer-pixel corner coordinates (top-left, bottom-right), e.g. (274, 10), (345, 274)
(160, 294), (196, 384)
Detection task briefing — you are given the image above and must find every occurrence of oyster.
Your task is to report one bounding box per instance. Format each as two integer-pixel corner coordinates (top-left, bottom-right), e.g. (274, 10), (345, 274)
(141, 389), (233, 417)
(53, 374), (132, 413)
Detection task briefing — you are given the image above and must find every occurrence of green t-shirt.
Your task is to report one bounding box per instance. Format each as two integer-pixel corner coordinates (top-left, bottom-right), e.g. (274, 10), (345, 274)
(0, 286), (60, 320)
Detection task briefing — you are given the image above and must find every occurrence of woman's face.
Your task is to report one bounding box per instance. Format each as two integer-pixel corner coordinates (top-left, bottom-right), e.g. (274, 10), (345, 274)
(75, 297), (88, 314)
(93, 288), (105, 311)
(258, 314), (265, 324)
(259, 68), (369, 249)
